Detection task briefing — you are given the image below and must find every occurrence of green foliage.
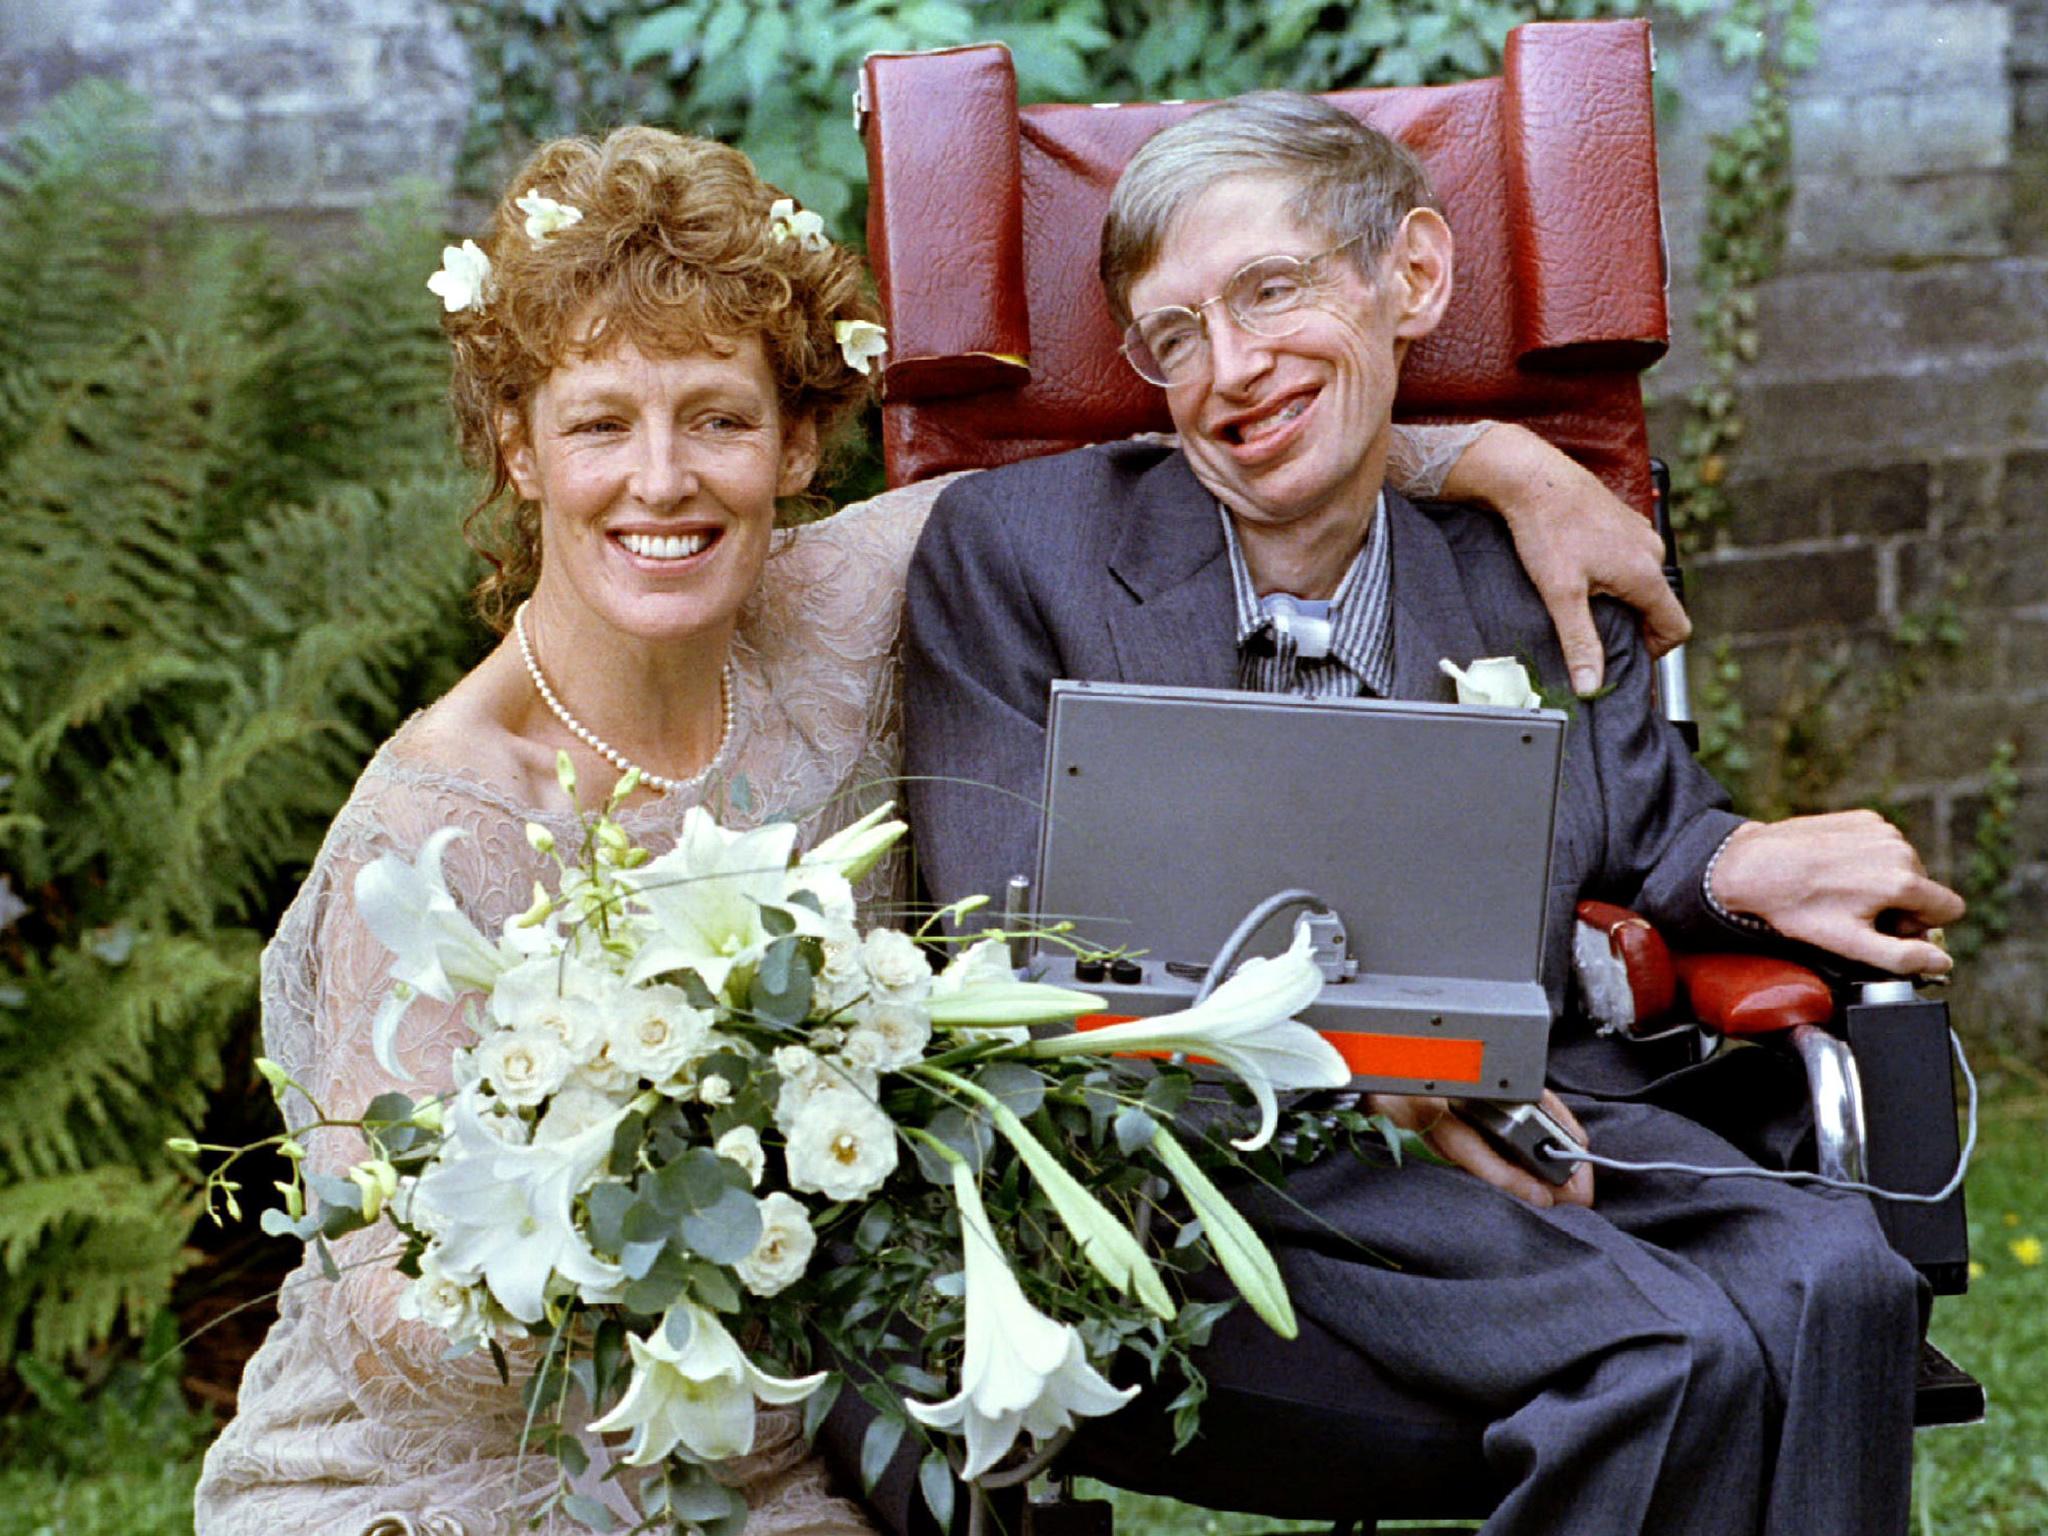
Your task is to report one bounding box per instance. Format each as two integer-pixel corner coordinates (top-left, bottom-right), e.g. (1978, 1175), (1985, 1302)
(1951, 739), (2020, 964)
(1662, 0), (1815, 539)
(450, 0), (1635, 239)
(1699, 589), (1967, 823)
(0, 86), (486, 1363)
(0, 1309), (211, 1536)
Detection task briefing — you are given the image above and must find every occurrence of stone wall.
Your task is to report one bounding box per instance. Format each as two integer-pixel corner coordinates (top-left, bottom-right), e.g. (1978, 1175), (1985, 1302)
(1, 0), (2040, 1052)
(0, 0), (472, 233)
(1650, 0), (2048, 1060)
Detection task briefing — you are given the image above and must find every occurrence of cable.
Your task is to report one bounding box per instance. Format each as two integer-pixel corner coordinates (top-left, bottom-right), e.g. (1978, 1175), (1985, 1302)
(1191, 887), (1329, 1003)
(1540, 1027), (1980, 1207)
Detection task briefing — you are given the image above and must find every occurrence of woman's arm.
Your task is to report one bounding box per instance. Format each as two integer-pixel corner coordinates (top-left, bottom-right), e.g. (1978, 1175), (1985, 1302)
(1389, 421), (1690, 695)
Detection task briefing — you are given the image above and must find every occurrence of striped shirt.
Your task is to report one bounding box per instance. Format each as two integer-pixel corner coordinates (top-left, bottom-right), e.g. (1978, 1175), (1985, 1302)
(1223, 493), (1395, 698)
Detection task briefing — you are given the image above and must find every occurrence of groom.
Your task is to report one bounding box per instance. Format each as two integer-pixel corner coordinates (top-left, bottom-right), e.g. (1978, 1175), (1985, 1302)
(897, 91), (1960, 1534)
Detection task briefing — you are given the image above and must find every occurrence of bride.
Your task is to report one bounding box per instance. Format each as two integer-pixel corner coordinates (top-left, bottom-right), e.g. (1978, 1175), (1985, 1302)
(193, 124), (1687, 1534)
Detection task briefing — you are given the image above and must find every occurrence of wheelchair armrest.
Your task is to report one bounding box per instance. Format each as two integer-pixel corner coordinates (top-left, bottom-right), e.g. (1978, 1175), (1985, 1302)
(1670, 951), (1835, 1036)
(1574, 899), (1834, 1037)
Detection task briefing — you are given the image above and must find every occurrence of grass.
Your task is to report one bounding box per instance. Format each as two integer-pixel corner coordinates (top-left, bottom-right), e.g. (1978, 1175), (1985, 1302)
(1103, 1079), (2048, 1536)
(3, 1084), (2043, 1536)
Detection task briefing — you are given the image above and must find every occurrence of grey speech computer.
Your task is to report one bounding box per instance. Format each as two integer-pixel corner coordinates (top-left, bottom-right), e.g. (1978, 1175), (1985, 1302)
(1029, 679), (1568, 1103)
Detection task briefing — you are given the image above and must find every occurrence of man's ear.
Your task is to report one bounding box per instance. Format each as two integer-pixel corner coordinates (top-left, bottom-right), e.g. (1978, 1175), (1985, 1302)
(498, 407), (541, 502)
(1389, 207), (1454, 344)
(778, 414), (821, 498)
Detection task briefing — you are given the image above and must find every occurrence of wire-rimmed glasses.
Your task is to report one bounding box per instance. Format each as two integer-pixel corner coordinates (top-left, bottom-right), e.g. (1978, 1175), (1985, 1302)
(1118, 233), (1366, 387)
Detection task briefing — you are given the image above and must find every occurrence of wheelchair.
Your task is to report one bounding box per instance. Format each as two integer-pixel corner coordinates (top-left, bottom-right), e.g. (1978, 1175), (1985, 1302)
(831, 21), (1984, 1532)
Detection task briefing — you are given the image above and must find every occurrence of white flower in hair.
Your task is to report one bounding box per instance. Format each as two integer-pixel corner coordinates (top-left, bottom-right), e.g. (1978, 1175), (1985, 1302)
(427, 239), (493, 314)
(835, 318), (888, 377)
(767, 197), (828, 252)
(516, 190), (584, 244)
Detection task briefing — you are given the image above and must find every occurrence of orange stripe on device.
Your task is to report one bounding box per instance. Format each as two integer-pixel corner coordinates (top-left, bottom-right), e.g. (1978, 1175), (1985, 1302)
(1074, 1016), (1485, 1084)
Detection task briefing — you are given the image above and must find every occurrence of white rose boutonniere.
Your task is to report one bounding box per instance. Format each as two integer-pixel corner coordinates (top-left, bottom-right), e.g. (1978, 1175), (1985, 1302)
(1439, 656), (1543, 710)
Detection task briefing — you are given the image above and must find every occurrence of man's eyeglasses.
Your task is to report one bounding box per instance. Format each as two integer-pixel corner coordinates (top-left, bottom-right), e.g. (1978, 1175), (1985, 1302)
(1119, 233), (1366, 388)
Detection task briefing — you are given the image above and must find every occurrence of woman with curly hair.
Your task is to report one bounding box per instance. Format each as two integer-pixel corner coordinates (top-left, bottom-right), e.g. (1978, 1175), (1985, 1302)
(194, 122), (1684, 1534)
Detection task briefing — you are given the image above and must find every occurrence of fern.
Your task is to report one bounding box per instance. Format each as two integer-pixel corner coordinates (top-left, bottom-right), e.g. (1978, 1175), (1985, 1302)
(0, 85), (487, 1362)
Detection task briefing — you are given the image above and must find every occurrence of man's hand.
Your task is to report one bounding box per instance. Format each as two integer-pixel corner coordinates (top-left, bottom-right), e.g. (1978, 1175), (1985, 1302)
(1368, 1090), (1594, 1210)
(1709, 810), (1965, 976)
(1437, 423), (1690, 694)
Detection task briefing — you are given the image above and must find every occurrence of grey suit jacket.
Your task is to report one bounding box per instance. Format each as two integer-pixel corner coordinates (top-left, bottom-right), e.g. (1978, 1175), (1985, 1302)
(901, 438), (1755, 1094)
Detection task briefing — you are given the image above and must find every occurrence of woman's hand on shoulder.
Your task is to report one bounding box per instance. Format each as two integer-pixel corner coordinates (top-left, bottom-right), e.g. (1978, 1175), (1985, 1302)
(1437, 423), (1690, 694)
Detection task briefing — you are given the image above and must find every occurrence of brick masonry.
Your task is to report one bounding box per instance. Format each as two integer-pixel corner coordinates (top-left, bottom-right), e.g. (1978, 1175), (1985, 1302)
(0, 0), (2042, 1057)
(1654, 0), (2048, 1061)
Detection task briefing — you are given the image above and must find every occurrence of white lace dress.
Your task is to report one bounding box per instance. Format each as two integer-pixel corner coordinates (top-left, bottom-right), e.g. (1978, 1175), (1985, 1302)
(191, 426), (1484, 1536)
(192, 483), (941, 1536)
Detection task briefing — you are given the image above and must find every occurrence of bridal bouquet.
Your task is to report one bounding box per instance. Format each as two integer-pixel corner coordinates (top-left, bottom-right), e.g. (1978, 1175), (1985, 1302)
(224, 759), (1350, 1533)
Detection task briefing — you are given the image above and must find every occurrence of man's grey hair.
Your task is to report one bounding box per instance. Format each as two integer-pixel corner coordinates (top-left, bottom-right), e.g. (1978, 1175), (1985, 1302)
(1099, 91), (1439, 326)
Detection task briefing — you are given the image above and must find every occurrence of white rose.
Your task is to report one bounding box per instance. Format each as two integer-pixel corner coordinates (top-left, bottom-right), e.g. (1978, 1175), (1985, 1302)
(737, 1192), (817, 1297)
(861, 930), (933, 1001)
(842, 1004), (931, 1074)
(714, 1125), (765, 1186)
(399, 1247), (489, 1346)
(535, 1084), (626, 1145)
(814, 936), (870, 1018)
(1439, 656), (1543, 710)
(698, 1074), (733, 1107)
(773, 1045), (877, 1131)
(490, 958), (607, 1065)
(606, 985), (713, 1082)
(475, 1027), (570, 1108)
(784, 1088), (899, 1201)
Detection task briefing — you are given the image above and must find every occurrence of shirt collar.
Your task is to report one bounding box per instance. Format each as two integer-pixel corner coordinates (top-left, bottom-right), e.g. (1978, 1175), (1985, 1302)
(1221, 493), (1393, 692)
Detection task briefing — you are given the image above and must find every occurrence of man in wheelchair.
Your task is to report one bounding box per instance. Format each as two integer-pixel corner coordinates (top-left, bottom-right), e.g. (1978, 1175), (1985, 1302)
(900, 92), (1963, 1534)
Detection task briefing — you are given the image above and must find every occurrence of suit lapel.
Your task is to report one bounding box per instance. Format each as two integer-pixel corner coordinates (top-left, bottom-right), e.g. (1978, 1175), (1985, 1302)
(1103, 452), (1238, 689)
(1385, 490), (1486, 702)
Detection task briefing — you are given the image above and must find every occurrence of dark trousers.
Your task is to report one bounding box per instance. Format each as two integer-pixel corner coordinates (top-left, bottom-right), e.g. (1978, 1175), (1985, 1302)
(829, 1085), (1921, 1536)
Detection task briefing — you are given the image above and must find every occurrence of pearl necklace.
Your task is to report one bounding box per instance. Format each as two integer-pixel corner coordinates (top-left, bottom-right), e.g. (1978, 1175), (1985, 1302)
(514, 601), (736, 797)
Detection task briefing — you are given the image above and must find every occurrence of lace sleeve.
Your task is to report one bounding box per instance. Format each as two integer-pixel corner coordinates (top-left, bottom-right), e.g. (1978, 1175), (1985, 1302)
(1386, 420), (1497, 500)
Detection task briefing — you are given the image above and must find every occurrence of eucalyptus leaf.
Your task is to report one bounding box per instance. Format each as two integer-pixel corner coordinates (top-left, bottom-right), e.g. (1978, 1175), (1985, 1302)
(585, 1182), (634, 1253)
(363, 1090), (415, 1125)
(680, 1182), (764, 1265)
(915, 1106), (991, 1182)
(620, 1238), (668, 1280)
(687, 1261), (743, 1313)
(974, 1061), (1047, 1119)
(1114, 1106), (1158, 1154)
(559, 1493), (617, 1531)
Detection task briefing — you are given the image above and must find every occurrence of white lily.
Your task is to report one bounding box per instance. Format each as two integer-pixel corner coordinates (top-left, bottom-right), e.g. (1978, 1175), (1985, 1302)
(905, 1161), (1138, 1479)
(928, 967), (1105, 1028)
(617, 808), (824, 994)
(835, 318), (889, 376)
(935, 1071), (1172, 1318)
(426, 239), (492, 313)
(799, 803), (907, 884)
(1148, 1125), (1295, 1338)
(409, 1086), (625, 1323)
(1026, 926), (1342, 1150)
(355, 828), (510, 1076)
(1439, 655), (1543, 709)
(589, 1302), (827, 1466)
